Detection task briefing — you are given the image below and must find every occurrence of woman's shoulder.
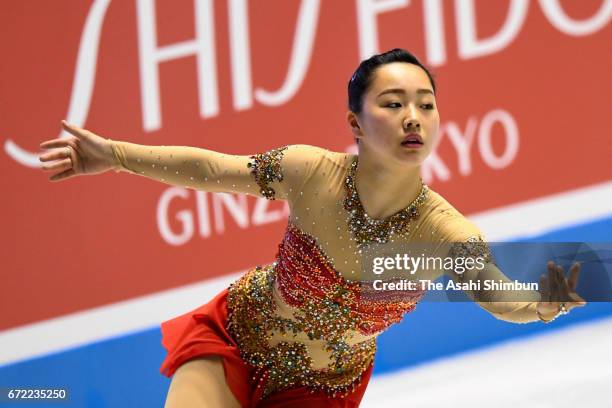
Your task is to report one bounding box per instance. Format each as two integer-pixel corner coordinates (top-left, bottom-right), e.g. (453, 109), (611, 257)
(420, 188), (485, 242)
(422, 189), (461, 216)
(281, 144), (348, 164)
(282, 144), (353, 176)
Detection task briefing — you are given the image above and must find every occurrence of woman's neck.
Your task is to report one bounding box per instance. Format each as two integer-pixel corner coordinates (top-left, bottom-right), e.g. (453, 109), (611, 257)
(353, 148), (422, 220)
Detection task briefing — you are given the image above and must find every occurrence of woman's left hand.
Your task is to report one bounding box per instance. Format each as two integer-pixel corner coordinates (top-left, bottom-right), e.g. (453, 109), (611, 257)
(537, 261), (587, 322)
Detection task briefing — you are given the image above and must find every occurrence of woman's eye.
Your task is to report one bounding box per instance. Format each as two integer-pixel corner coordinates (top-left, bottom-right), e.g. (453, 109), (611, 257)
(385, 103), (434, 109)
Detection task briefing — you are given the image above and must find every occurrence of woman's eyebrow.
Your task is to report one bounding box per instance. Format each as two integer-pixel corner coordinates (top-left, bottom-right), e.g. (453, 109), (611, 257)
(377, 88), (434, 97)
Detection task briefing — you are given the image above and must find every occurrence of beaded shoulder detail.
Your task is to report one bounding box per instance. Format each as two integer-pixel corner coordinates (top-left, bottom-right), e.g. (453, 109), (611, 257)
(447, 236), (494, 280)
(247, 146), (288, 200)
(448, 236), (493, 263)
(343, 157), (430, 248)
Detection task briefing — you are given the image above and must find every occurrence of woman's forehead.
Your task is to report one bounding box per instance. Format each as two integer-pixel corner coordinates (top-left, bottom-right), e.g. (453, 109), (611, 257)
(369, 62), (432, 94)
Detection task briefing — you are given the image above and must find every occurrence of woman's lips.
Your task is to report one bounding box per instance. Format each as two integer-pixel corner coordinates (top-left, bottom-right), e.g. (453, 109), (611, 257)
(401, 141), (424, 149)
(401, 133), (424, 148)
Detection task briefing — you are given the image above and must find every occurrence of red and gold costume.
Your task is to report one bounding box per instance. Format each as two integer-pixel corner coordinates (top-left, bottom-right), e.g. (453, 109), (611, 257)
(110, 143), (540, 407)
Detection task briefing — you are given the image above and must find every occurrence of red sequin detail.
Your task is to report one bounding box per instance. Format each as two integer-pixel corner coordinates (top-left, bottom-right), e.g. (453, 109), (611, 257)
(275, 222), (425, 335)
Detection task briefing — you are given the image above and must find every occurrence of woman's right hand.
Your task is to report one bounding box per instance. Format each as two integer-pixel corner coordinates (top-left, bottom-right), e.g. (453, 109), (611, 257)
(39, 121), (118, 182)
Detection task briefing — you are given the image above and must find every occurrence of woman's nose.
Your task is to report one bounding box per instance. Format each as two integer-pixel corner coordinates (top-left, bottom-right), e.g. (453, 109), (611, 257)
(403, 106), (420, 130)
(403, 118), (421, 131)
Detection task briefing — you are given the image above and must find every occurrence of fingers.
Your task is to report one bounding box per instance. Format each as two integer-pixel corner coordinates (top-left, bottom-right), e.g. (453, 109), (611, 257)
(547, 261), (559, 302)
(555, 264), (566, 293)
(568, 262), (581, 291)
(569, 292), (587, 308)
(556, 264), (573, 302)
(49, 167), (77, 182)
(539, 274), (550, 302)
(545, 262), (568, 302)
(540, 261), (555, 302)
(544, 261), (587, 312)
(39, 121), (87, 150)
(40, 137), (76, 150)
(61, 120), (88, 138)
(41, 158), (72, 172)
(39, 144), (73, 177)
(39, 147), (72, 164)
(541, 260), (587, 316)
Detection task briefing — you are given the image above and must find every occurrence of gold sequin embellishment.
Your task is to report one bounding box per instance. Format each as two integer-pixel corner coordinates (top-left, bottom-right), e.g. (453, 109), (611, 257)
(448, 236), (494, 280)
(226, 265), (376, 398)
(247, 146), (288, 200)
(344, 157), (430, 248)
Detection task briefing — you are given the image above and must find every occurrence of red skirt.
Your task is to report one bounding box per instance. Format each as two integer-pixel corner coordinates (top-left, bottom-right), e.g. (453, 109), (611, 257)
(160, 288), (373, 408)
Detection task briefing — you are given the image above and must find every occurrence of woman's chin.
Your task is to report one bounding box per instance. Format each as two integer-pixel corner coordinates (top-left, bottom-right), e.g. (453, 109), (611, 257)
(395, 147), (427, 166)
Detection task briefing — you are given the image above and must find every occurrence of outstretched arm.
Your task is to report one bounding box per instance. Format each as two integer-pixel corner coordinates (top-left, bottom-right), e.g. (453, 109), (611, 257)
(445, 240), (586, 324)
(108, 139), (282, 198)
(39, 121), (322, 202)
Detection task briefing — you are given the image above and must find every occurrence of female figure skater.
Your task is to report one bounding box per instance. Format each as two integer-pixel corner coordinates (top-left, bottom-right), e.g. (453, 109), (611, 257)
(39, 49), (585, 407)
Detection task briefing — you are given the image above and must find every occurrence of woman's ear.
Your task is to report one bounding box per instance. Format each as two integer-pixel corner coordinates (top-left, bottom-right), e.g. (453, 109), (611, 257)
(346, 111), (362, 140)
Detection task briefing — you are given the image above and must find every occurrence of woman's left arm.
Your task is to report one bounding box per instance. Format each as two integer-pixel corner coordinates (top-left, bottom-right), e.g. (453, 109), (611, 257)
(444, 238), (587, 324)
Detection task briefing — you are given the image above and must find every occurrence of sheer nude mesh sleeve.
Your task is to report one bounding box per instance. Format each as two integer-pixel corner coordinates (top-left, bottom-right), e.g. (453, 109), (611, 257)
(109, 141), (324, 202)
(442, 214), (542, 323)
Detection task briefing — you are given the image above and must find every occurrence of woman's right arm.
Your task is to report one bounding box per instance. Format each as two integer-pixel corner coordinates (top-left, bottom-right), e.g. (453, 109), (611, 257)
(39, 121), (324, 201)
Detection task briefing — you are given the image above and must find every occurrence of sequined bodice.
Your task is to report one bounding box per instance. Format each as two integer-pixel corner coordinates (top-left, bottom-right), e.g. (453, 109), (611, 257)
(227, 263), (377, 398)
(224, 220), (427, 397)
(275, 222), (426, 335)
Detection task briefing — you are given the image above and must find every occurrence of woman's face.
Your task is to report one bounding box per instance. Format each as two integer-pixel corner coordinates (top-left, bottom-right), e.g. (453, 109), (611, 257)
(349, 62), (440, 166)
